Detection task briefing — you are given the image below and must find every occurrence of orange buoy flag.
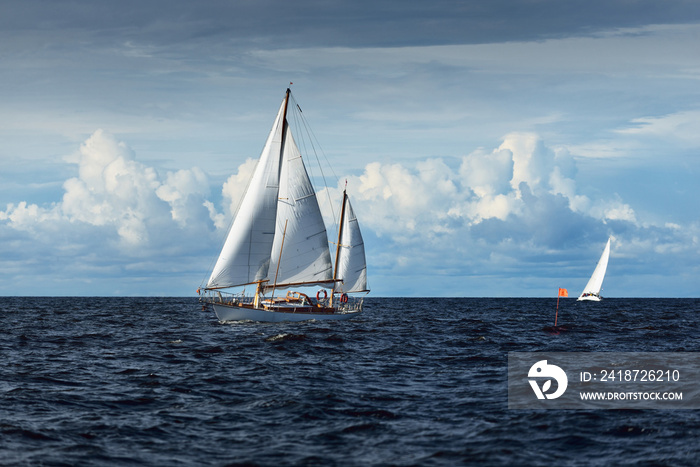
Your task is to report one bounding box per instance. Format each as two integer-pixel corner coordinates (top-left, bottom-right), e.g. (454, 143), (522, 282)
(558, 288), (568, 297)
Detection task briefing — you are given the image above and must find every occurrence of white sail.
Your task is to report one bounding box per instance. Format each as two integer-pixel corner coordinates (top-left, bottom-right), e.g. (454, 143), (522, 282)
(201, 88), (369, 322)
(267, 127), (334, 289)
(334, 196), (369, 293)
(206, 97), (287, 289)
(578, 237), (611, 301)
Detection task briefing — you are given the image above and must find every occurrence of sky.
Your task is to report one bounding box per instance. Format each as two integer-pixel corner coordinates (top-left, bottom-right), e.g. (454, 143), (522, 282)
(1, 0), (699, 297)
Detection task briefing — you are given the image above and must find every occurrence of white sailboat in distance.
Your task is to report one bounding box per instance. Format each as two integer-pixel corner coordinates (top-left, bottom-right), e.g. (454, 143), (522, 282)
(198, 88), (369, 322)
(577, 237), (611, 301)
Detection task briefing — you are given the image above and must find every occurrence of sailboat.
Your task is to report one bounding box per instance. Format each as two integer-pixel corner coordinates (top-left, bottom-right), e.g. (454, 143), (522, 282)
(198, 88), (369, 322)
(577, 237), (611, 301)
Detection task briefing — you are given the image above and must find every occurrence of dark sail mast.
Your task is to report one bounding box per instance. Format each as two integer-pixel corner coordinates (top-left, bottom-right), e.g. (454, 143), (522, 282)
(330, 185), (348, 307)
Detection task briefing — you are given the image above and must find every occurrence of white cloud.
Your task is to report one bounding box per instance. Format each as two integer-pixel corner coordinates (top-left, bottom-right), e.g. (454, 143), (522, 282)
(350, 160), (463, 238)
(60, 130), (163, 244)
(0, 201), (61, 232)
(459, 147), (513, 198)
(2, 129), (219, 252)
(600, 200), (637, 223)
(156, 167), (210, 227)
(349, 132), (616, 238)
(221, 157), (258, 221)
(500, 132), (555, 193)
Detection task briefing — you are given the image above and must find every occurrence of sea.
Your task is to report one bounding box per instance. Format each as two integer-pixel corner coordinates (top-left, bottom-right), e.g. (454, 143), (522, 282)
(1, 297), (698, 466)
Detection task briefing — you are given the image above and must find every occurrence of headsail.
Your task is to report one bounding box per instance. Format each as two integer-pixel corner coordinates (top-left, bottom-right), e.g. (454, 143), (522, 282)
(267, 126), (334, 289)
(334, 195), (369, 293)
(206, 95), (288, 289)
(578, 237), (611, 299)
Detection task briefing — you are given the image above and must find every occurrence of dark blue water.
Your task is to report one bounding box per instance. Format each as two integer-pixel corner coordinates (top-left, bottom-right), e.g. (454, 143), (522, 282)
(1, 297), (698, 465)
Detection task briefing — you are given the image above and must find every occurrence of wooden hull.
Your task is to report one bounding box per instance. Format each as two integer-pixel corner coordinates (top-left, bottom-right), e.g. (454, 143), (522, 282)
(211, 302), (362, 322)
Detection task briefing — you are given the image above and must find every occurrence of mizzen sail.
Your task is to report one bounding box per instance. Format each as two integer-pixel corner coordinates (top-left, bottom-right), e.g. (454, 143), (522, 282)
(334, 196), (369, 293)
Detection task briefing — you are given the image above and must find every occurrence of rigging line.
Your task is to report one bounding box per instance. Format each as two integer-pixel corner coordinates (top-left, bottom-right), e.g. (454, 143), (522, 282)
(289, 93), (339, 184)
(287, 93), (340, 229)
(298, 107), (339, 188)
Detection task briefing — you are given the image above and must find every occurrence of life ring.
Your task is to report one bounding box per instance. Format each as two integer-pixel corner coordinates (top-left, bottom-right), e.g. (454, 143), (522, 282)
(340, 293), (348, 303)
(316, 290), (328, 301)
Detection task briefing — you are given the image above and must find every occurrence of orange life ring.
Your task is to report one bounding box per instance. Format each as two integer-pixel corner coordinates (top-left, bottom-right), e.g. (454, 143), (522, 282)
(340, 293), (348, 303)
(316, 290), (328, 301)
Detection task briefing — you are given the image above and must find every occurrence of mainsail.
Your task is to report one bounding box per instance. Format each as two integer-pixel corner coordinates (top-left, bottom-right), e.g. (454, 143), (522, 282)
(578, 237), (611, 300)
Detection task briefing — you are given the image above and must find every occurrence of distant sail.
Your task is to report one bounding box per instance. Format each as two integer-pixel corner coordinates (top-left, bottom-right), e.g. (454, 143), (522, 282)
(577, 237), (611, 301)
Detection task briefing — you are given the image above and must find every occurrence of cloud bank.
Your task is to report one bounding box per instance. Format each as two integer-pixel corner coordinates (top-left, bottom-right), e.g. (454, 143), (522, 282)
(2, 129), (697, 296)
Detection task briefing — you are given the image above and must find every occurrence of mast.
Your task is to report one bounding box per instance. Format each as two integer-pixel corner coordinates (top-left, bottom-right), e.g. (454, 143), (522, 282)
(277, 88), (291, 171)
(270, 219), (289, 301)
(253, 88), (292, 308)
(330, 185), (348, 307)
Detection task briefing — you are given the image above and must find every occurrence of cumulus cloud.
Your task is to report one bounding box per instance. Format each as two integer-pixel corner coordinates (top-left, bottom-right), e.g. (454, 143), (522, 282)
(501, 132), (554, 192)
(221, 158), (257, 221)
(61, 130), (164, 244)
(459, 147), (513, 198)
(348, 132), (614, 239)
(0, 130), (221, 294)
(65, 131), (215, 242)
